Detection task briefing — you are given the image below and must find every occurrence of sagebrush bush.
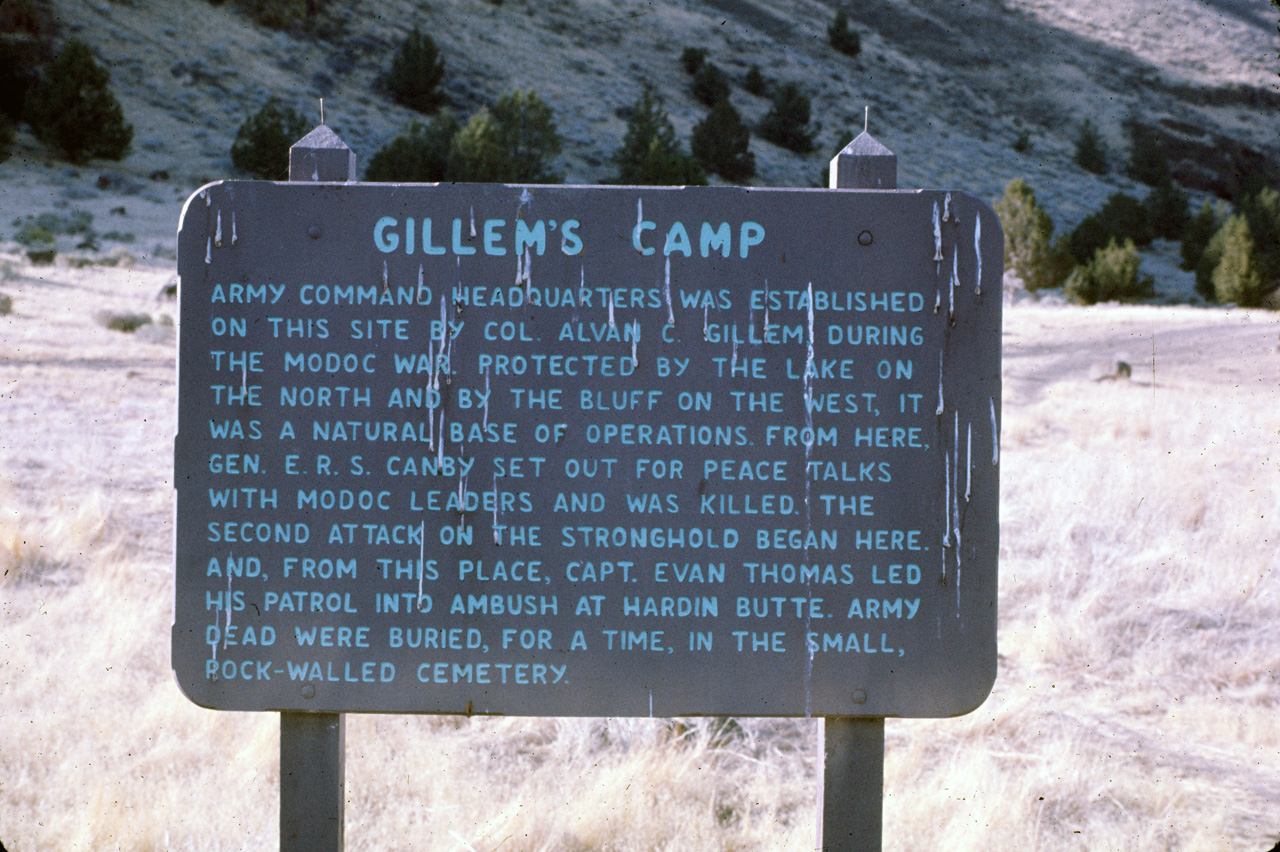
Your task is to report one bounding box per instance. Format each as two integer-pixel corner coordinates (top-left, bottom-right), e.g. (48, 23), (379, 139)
(691, 62), (730, 107)
(365, 112), (458, 182)
(828, 9), (860, 58)
(1068, 192), (1152, 263)
(0, 292), (12, 315)
(28, 38), (132, 163)
(381, 26), (445, 114)
(610, 86), (705, 186)
(448, 90), (562, 183)
(691, 98), (754, 182)
(994, 178), (1072, 291)
(1073, 119), (1107, 175)
(1064, 238), (1154, 304)
(230, 98), (308, 179)
(759, 82), (815, 154)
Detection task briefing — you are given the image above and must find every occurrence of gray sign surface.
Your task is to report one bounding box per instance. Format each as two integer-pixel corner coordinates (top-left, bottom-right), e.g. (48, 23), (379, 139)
(174, 182), (1001, 717)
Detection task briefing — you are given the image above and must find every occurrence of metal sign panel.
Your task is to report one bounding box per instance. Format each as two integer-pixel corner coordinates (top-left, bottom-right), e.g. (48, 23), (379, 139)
(174, 182), (1001, 717)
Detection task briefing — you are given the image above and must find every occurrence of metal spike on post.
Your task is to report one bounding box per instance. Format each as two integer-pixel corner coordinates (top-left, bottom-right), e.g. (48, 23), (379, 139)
(815, 109), (891, 852)
(279, 124), (355, 852)
(828, 109), (896, 190)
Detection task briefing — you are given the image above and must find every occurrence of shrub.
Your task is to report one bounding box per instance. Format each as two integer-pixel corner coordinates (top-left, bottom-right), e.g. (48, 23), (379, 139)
(1073, 119), (1107, 175)
(381, 26), (446, 114)
(1143, 179), (1189, 240)
(0, 38), (41, 122)
(230, 98), (308, 179)
(744, 65), (766, 96)
(1239, 186), (1280, 279)
(27, 38), (132, 163)
(96, 310), (152, 333)
(365, 112), (459, 182)
(610, 86), (705, 186)
(1068, 192), (1152, 264)
(759, 82), (815, 154)
(1012, 131), (1031, 153)
(691, 98), (754, 182)
(1126, 126), (1171, 187)
(1181, 200), (1221, 273)
(680, 47), (707, 75)
(691, 62), (730, 107)
(0, 293), (11, 316)
(237, 0), (311, 29)
(828, 9), (860, 58)
(448, 90), (562, 183)
(1064, 239), (1153, 304)
(994, 178), (1072, 291)
(1210, 214), (1268, 306)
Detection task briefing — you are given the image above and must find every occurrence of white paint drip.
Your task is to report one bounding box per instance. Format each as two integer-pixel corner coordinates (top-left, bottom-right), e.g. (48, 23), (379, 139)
(664, 257), (674, 325)
(417, 265), (425, 303)
(492, 472), (500, 544)
(520, 187), (533, 209)
(382, 260), (389, 292)
(943, 452), (952, 548)
(201, 188), (209, 205)
(936, 351), (944, 415)
(215, 211), (222, 247)
(482, 366), (490, 431)
(231, 211), (237, 245)
(944, 191), (953, 222)
(763, 278), (770, 329)
(932, 201), (943, 261)
(241, 361), (247, 396)
(631, 320), (640, 369)
(990, 397), (999, 465)
(974, 216), (982, 295)
(608, 292), (616, 329)
(311, 164), (318, 181)
(204, 237), (211, 264)
(953, 411), (961, 545)
(437, 411), (446, 467)
(702, 304), (709, 341)
(965, 422), (972, 502)
(949, 246), (959, 322)
(418, 521), (427, 606)
(469, 205), (476, 238)
(523, 248), (532, 300)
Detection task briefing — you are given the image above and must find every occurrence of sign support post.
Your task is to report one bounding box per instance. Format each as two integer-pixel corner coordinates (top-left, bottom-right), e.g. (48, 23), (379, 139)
(279, 125), (356, 852)
(817, 128), (898, 852)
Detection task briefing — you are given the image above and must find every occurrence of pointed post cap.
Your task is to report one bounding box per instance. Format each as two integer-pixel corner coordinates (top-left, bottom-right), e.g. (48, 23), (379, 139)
(289, 125), (356, 182)
(829, 131), (897, 190)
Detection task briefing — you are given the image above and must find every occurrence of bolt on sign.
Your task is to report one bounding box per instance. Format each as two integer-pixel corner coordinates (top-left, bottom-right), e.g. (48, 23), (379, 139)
(173, 182), (1001, 718)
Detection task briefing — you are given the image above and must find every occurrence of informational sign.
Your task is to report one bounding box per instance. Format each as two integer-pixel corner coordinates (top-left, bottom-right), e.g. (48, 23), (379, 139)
(173, 182), (1001, 717)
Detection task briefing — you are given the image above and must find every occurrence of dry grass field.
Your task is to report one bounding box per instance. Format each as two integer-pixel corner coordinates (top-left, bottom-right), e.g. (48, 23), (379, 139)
(1, 252), (1277, 851)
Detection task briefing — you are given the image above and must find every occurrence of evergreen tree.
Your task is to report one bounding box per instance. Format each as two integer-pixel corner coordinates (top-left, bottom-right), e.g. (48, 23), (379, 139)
(381, 26), (446, 114)
(448, 90), (562, 183)
(1073, 119), (1107, 175)
(1068, 193), (1153, 264)
(365, 112), (459, 182)
(1239, 186), (1280, 284)
(994, 178), (1072, 291)
(1211, 214), (1267, 306)
(1126, 126), (1171, 187)
(1064, 238), (1153, 305)
(610, 86), (705, 186)
(230, 97), (308, 179)
(691, 62), (730, 107)
(759, 82), (815, 154)
(1181, 200), (1221, 273)
(1144, 179), (1189, 240)
(691, 98), (754, 182)
(0, 114), (12, 164)
(744, 65), (766, 96)
(828, 9), (861, 58)
(28, 38), (132, 163)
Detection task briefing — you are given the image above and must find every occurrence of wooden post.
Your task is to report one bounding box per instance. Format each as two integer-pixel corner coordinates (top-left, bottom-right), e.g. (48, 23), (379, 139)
(818, 123), (895, 852)
(280, 123), (355, 852)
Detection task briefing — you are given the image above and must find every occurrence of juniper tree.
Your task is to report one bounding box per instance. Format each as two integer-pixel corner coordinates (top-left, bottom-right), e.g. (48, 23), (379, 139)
(448, 90), (562, 183)
(382, 26), (446, 114)
(28, 38), (132, 163)
(1211, 214), (1267, 306)
(691, 98), (754, 182)
(365, 112), (459, 182)
(691, 62), (730, 107)
(1064, 238), (1153, 305)
(610, 86), (705, 186)
(1073, 119), (1107, 175)
(1126, 126), (1171, 187)
(828, 9), (860, 58)
(230, 97), (308, 179)
(994, 178), (1072, 291)
(759, 82), (815, 154)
